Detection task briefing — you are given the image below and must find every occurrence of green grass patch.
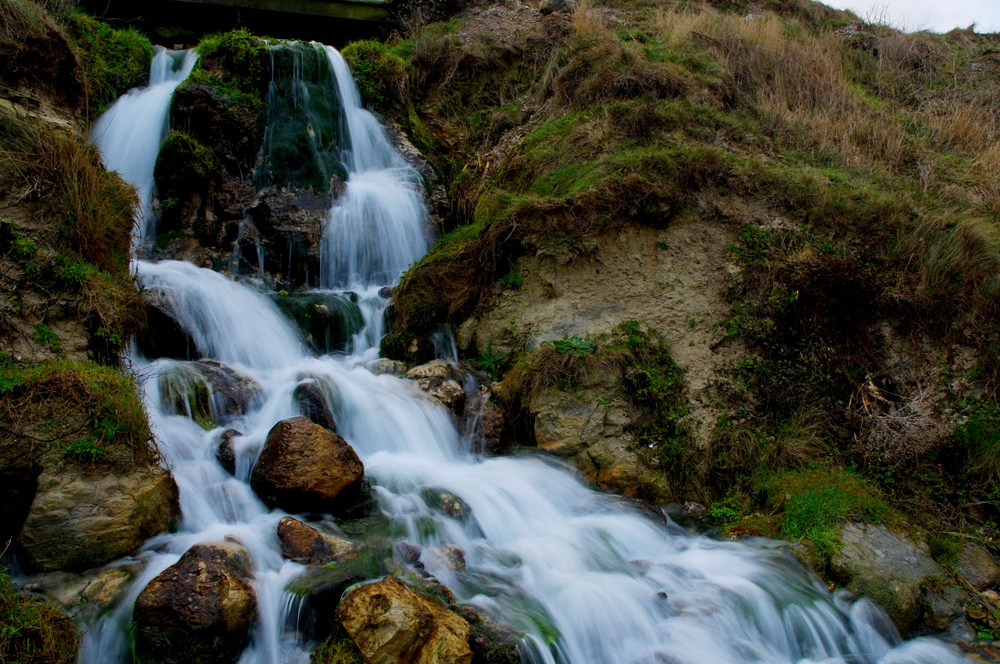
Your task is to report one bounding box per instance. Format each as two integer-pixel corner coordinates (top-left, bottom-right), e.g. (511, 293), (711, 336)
(767, 467), (893, 566)
(342, 40), (407, 109)
(0, 567), (77, 663)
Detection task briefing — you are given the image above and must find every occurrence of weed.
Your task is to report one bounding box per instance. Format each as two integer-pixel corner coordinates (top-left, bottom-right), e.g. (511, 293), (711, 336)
(767, 467), (893, 566)
(310, 636), (364, 663)
(471, 346), (505, 381)
(552, 335), (596, 356)
(63, 437), (105, 462)
(498, 271), (523, 289)
(33, 324), (61, 351)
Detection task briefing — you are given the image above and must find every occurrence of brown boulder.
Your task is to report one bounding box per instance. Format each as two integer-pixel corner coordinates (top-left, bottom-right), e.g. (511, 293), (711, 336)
(250, 416), (364, 514)
(277, 517), (355, 564)
(133, 542), (257, 664)
(338, 576), (473, 664)
(957, 543), (1000, 591)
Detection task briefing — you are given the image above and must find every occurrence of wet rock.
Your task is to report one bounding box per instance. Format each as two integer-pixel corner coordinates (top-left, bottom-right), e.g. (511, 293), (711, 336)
(369, 359), (408, 376)
(539, 0), (568, 15)
(21, 560), (143, 622)
(277, 516), (354, 564)
(217, 429), (241, 475)
(337, 576), (473, 664)
(466, 609), (521, 664)
(421, 488), (471, 521)
(159, 360), (262, 428)
(273, 292), (364, 354)
(288, 547), (388, 640)
(134, 541), (257, 664)
(292, 377), (338, 431)
(830, 523), (946, 633)
(957, 543), (1000, 591)
(17, 464), (179, 573)
(248, 188), (333, 288)
(250, 416), (365, 515)
(406, 360), (467, 414)
(468, 390), (513, 455)
(919, 585), (966, 632)
(138, 288), (196, 360)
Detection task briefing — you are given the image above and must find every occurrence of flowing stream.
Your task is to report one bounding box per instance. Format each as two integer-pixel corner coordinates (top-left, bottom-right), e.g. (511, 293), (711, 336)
(81, 43), (969, 664)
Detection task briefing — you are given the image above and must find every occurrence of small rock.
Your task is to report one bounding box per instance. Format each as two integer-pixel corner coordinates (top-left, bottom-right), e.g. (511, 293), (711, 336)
(250, 416), (365, 515)
(134, 542), (257, 664)
(440, 546), (466, 572)
(277, 516), (354, 564)
(395, 541), (423, 565)
(338, 576), (473, 664)
(217, 428), (240, 475)
(406, 360), (468, 414)
(539, 0), (567, 15)
(920, 585), (966, 632)
(369, 359), (408, 376)
(292, 378), (338, 431)
(957, 543), (1000, 591)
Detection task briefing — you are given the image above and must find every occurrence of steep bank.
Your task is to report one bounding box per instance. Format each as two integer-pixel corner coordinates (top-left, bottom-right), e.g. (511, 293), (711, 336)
(0, 2), (179, 658)
(362, 0), (1000, 637)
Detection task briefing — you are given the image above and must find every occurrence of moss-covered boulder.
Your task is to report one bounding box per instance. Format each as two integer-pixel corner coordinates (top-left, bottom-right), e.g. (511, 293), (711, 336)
(134, 541), (257, 664)
(273, 293), (364, 355)
(153, 131), (222, 237)
(158, 359), (262, 429)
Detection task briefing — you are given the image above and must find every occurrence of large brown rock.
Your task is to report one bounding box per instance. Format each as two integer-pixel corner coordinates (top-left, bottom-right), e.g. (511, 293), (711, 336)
(17, 464), (179, 573)
(337, 576), (473, 664)
(250, 416), (364, 514)
(277, 516), (354, 564)
(133, 542), (257, 664)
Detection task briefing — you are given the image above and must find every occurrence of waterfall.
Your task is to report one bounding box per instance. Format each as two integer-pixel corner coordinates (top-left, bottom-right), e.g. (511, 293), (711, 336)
(319, 45), (430, 289)
(81, 40), (970, 664)
(90, 48), (198, 244)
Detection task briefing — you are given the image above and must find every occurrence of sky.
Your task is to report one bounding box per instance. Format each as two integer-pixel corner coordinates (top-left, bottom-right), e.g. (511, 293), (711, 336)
(821, 0), (1000, 33)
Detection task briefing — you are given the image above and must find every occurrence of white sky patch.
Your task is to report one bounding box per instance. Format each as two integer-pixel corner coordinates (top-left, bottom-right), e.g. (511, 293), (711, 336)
(821, 0), (1000, 33)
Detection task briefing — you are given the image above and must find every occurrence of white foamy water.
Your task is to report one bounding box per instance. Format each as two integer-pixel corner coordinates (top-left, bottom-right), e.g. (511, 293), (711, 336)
(80, 39), (970, 664)
(90, 48), (197, 244)
(320, 45), (429, 289)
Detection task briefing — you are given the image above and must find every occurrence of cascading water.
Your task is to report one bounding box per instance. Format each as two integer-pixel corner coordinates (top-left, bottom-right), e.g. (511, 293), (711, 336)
(81, 39), (971, 664)
(90, 47), (198, 244)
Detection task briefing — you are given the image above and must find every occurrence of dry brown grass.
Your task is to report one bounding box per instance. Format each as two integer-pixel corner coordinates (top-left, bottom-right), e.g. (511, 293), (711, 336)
(857, 385), (951, 468)
(0, 105), (137, 275)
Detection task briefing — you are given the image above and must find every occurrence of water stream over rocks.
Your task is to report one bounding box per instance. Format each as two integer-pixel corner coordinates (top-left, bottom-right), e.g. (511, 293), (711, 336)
(82, 43), (968, 664)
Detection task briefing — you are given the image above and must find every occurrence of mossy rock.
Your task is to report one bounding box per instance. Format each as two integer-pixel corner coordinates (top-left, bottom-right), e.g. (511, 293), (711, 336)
(67, 12), (153, 115)
(259, 42), (347, 193)
(272, 292), (364, 354)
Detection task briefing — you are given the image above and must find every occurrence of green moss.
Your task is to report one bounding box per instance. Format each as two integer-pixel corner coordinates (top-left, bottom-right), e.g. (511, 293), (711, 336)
(310, 636), (364, 664)
(767, 467), (894, 566)
(271, 292), (364, 354)
(0, 568), (78, 663)
(259, 42), (346, 192)
(341, 40), (408, 109)
(157, 366), (214, 430)
(195, 28), (269, 98)
(67, 12), (153, 116)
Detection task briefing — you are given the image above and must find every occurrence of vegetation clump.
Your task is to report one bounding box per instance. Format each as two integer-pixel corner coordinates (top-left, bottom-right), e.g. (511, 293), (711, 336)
(0, 568), (77, 664)
(66, 12), (153, 116)
(341, 40), (408, 109)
